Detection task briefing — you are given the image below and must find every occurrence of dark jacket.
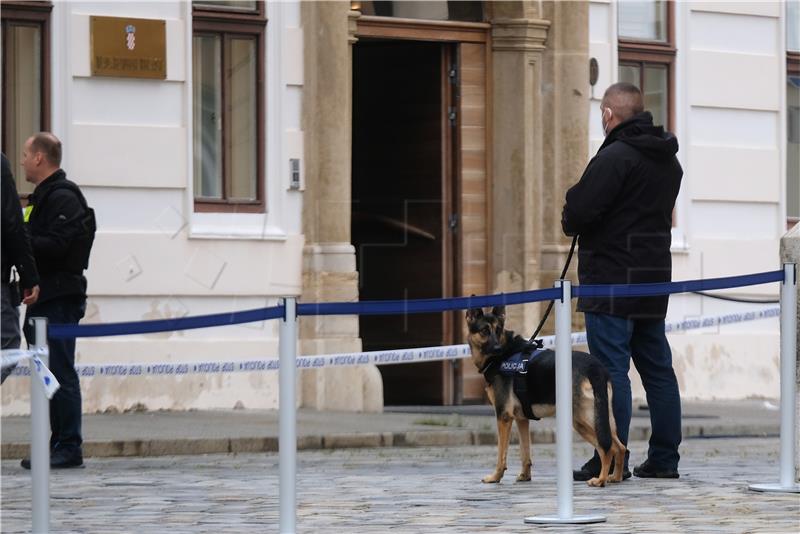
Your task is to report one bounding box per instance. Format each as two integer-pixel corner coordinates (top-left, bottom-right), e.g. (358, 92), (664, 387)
(562, 112), (682, 319)
(27, 169), (89, 303)
(1, 154), (39, 290)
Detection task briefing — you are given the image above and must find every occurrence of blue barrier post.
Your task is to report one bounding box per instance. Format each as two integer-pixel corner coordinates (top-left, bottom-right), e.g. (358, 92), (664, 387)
(525, 281), (605, 525)
(279, 298), (298, 533)
(749, 263), (800, 493)
(30, 317), (50, 533)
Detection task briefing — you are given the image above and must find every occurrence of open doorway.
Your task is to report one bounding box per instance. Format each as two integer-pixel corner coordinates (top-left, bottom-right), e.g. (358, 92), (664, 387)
(351, 40), (456, 405)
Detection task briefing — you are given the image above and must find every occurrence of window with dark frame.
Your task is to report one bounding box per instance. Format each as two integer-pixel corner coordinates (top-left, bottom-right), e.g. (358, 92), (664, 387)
(192, 1), (265, 213)
(787, 0), (799, 227)
(1, 1), (52, 196)
(617, 0), (674, 130)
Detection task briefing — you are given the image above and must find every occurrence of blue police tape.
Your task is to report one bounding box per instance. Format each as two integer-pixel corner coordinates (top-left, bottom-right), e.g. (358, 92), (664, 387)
(296, 288), (562, 317)
(573, 270), (784, 299)
(46, 288), (562, 339)
(47, 270), (784, 339)
(8, 306), (778, 378)
(49, 305), (285, 339)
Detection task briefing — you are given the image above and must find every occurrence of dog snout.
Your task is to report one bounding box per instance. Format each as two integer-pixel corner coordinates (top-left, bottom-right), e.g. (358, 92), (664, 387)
(487, 334), (503, 354)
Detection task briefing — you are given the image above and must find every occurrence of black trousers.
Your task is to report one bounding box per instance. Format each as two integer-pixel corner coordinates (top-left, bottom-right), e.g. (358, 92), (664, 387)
(24, 296), (86, 452)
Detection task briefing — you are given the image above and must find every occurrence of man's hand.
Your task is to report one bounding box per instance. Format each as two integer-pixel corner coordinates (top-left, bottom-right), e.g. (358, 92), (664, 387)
(22, 285), (39, 305)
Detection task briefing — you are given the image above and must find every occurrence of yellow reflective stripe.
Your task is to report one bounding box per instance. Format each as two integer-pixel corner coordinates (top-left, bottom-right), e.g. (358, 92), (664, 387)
(23, 205), (33, 223)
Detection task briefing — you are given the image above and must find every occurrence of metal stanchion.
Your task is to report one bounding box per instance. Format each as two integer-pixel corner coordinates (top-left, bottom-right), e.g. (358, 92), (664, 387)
(749, 263), (800, 493)
(279, 297), (298, 533)
(30, 317), (50, 533)
(525, 281), (605, 525)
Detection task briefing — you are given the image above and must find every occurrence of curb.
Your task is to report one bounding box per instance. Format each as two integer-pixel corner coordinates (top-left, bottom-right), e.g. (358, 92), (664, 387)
(0, 424), (779, 460)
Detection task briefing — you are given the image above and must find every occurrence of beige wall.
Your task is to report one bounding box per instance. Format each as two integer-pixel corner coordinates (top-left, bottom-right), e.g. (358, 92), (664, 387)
(300, 4), (382, 412)
(2, 0), (305, 415)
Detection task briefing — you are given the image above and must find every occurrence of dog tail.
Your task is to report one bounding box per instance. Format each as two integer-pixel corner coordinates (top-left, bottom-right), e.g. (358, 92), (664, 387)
(591, 375), (613, 453)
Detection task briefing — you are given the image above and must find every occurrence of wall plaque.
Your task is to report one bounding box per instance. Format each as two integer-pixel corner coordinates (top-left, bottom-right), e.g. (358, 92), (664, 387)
(91, 16), (166, 79)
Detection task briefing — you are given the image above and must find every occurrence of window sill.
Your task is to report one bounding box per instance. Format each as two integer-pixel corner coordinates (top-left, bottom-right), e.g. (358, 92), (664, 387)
(194, 201), (266, 214)
(189, 211), (287, 241)
(189, 224), (287, 241)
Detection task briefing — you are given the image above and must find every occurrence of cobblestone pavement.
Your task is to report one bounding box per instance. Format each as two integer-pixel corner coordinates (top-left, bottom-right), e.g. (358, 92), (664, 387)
(2, 437), (799, 533)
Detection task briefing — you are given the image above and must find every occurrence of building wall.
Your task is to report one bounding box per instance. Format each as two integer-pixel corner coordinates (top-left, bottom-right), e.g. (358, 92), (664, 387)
(2, 1), (305, 415)
(588, 0), (784, 400)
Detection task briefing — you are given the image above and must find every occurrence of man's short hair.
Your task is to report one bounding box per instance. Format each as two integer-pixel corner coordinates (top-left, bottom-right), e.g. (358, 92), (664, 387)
(29, 132), (62, 167)
(602, 82), (644, 122)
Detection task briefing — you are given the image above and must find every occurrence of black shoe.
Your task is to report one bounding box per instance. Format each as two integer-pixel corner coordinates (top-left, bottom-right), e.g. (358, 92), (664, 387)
(573, 456), (631, 481)
(21, 449), (84, 470)
(633, 459), (679, 479)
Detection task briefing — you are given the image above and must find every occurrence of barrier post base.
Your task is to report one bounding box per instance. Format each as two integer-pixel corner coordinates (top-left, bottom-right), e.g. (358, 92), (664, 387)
(748, 483), (800, 494)
(524, 514), (606, 525)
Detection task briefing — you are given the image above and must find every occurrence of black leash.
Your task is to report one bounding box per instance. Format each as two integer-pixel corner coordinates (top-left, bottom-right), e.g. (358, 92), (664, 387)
(528, 235), (578, 344)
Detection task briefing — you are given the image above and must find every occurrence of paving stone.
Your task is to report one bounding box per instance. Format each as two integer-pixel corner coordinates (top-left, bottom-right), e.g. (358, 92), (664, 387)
(2, 437), (800, 532)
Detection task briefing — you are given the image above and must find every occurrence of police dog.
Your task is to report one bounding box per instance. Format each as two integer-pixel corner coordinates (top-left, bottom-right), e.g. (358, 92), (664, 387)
(466, 305), (626, 487)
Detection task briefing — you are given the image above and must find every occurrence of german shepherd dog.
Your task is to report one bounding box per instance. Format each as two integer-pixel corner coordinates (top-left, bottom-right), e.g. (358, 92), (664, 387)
(466, 305), (626, 487)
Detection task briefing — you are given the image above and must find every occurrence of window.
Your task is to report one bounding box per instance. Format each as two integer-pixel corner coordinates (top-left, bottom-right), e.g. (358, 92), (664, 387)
(788, 0), (799, 53)
(1, 1), (51, 195)
(787, 1), (800, 226)
(618, 0), (674, 129)
(192, 1), (265, 213)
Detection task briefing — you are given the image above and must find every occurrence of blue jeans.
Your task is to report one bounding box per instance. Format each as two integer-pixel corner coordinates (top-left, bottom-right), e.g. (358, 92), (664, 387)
(24, 296), (86, 453)
(585, 312), (681, 470)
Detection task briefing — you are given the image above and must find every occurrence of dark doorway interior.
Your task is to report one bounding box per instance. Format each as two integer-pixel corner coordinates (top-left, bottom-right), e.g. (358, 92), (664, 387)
(352, 40), (447, 405)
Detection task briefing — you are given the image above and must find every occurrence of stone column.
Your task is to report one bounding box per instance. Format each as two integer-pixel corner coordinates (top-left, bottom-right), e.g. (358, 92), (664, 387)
(489, 16), (550, 335)
(779, 222), (800, 481)
(300, 3), (382, 412)
(538, 0), (590, 333)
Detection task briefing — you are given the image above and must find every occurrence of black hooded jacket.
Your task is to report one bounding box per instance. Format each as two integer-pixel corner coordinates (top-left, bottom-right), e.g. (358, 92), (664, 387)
(1, 154), (39, 289)
(562, 112), (683, 319)
(27, 169), (89, 303)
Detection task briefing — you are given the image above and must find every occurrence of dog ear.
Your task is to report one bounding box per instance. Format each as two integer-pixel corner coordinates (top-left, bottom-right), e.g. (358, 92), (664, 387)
(491, 305), (506, 322)
(466, 307), (484, 323)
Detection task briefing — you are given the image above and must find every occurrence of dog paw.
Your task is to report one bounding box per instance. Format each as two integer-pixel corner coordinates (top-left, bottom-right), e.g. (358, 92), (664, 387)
(608, 476), (623, 483)
(516, 473), (531, 482)
(482, 474), (502, 483)
(587, 477), (606, 488)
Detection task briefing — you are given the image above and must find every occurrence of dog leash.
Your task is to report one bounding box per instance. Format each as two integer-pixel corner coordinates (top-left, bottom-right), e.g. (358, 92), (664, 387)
(528, 235), (578, 344)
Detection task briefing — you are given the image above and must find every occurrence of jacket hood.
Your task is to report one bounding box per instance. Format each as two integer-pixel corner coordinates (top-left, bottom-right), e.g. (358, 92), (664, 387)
(602, 111), (678, 160)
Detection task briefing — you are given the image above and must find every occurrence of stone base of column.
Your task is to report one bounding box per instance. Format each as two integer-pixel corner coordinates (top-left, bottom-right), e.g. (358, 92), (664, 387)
(300, 243), (383, 412)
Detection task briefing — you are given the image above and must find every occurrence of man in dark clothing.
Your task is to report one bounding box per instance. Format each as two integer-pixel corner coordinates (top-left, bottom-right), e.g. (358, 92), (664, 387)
(562, 83), (683, 480)
(1, 153), (40, 382)
(19, 132), (91, 470)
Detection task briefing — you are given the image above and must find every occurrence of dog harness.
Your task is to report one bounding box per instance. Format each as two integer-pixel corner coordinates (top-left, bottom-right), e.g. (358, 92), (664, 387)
(497, 350), (543, 376)
(482, 345), (544, 421)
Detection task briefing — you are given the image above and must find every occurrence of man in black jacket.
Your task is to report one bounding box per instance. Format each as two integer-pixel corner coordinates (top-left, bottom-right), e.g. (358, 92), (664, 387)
(1, 153), (40, 382)
(19, 132), (91, 469)
(562, 83), (683, 480)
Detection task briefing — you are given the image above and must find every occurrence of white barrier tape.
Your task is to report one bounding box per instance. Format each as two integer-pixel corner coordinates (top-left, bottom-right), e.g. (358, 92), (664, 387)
(663, 306), (780, 333)
(30, 354), (60, 399)
(69, 345), (472, 377)
(0, 348), (60, 399)
(2, 307), (780, 379)
(1, 351), (35, 370)
(0, 347), (50, 369)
